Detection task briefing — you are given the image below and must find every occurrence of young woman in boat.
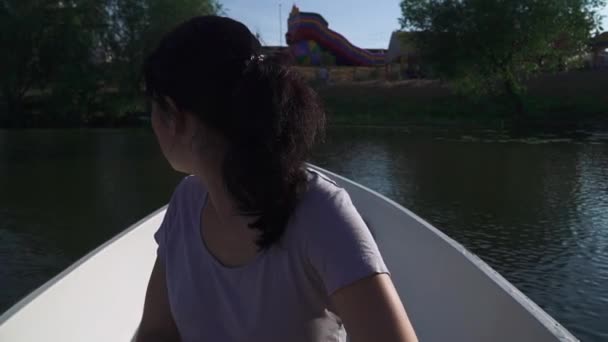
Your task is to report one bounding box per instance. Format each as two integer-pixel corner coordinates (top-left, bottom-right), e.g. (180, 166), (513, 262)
(137, 16), (418, 342)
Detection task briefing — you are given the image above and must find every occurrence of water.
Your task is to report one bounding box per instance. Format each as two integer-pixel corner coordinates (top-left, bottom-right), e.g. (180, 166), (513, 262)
(1, 127), (607, 341)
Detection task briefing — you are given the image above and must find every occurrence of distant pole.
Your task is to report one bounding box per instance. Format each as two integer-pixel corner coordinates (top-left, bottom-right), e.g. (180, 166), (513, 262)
(279, 3), (283, 46)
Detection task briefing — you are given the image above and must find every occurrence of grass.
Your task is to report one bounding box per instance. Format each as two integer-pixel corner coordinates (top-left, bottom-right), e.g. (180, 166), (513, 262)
(3, 69), (606, 130)
(314, 70), (608, 129)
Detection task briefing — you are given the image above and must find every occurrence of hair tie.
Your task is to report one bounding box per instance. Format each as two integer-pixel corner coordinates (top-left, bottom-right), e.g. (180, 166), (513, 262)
(251, 54), (265, 63)
(244, 54), (266, 71)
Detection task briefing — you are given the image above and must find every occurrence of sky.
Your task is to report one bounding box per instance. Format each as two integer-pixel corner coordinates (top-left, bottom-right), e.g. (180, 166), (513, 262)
(221, 0), (403, 49)
(221, 1), (608, 49)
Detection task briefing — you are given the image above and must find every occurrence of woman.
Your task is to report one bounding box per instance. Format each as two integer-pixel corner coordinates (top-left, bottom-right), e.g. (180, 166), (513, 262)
(137, 16), (418, 342)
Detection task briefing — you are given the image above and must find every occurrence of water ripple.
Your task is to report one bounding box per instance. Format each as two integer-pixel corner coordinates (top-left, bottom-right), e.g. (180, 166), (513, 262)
(315, 126), (608, 341)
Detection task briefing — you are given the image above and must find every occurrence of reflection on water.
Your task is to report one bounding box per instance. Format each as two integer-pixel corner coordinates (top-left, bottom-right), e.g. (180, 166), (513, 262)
(0, 129), (184, 314)
(314, 127), (608, 341)
(1, 127), (607, 341)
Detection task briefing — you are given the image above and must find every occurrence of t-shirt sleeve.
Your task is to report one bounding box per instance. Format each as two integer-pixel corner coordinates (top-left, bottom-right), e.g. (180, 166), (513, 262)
(154, 200), (176, 263)
(304, 188), (389, 296)
(154, 177), (191, 263)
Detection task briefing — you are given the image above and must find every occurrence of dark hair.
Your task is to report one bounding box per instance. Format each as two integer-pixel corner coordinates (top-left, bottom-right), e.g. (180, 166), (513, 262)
(144, 16), (325, 250)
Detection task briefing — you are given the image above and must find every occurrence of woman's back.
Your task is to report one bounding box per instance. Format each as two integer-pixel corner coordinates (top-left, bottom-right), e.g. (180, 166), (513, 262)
(138, 15), (417, 342)
(155, 169), (387, 341)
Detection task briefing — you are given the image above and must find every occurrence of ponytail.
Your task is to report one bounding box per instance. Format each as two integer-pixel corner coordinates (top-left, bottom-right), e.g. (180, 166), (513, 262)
(144, 16), (326, 249)
(223, 54), (325, 249)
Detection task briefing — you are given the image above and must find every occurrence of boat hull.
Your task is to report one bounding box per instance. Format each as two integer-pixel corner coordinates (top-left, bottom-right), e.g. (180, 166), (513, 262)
(0, 166), (577, 341)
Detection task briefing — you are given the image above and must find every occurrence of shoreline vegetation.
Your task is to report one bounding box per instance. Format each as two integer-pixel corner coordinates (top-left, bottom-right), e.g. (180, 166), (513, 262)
(3, 1), (606, 133)
(1, 68), (607, 131)
(316, 68), (608, 131)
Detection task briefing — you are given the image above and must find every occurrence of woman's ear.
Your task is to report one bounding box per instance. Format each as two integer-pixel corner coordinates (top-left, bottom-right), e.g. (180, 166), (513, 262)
(164, 96), (186, 135)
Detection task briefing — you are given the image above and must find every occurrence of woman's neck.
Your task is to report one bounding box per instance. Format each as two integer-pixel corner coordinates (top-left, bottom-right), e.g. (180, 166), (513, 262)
(195, 160), (254, 234)
(195, 161), (261, 266)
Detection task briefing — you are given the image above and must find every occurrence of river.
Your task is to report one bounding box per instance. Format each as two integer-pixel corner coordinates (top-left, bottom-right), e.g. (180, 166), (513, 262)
(1, 127), (607, 341)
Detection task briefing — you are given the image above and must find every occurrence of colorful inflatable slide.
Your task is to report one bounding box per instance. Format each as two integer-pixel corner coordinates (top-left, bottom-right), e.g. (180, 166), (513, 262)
(286, 5), (386, 67)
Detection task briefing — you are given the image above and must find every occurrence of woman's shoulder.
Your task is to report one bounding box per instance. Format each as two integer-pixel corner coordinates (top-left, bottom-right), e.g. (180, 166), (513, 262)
(155, 176), (207, 257)
(287, 169), (387, 296)
(164, 175), (206, 220)
(289, 168), (360, 237)
(301, 168), (345, 204)
(171, 175), (206, 203)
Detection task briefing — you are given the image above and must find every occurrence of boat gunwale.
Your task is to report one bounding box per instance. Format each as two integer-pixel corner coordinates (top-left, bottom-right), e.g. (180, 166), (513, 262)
(308, 165), (577, 342)
(0, 165), (578, 341)
(0, 205), (168, 324)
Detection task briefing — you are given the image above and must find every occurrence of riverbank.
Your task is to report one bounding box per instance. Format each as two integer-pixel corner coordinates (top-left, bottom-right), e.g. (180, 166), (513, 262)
(2, 70), (606, 130)
(316, 70), (608, 130)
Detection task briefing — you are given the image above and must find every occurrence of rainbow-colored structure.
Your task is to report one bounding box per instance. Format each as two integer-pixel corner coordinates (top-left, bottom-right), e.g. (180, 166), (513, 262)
(286, 5), (386, 67)
(291, 40), (323, 66)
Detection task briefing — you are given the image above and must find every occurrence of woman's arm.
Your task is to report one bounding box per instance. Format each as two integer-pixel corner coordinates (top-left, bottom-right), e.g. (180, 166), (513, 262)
(136, 258), (180, 342)
(331, 273), (418, 342)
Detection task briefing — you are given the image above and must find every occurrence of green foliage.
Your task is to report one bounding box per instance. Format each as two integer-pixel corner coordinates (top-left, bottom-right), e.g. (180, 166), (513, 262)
(0, 0), (221, 127)
(399, 0), (606, 116)
(0, 1), (101, 124)
(104, 0), (222, 94)
(319, 70), (608, 126)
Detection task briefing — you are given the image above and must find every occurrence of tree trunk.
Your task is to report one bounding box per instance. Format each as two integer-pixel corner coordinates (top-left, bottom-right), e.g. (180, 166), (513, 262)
(504, 78), (525, 122)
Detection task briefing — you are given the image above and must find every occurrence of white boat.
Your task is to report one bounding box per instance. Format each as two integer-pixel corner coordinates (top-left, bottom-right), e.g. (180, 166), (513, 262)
(0, 166), (577, 341)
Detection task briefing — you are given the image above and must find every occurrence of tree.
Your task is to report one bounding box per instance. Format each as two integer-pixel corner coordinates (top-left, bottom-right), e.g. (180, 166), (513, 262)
(400, 0), (606, 117)
(105, 0), (222, 95)
(0, 0), (221, 126)
(46, 1), (109, 124)
(0, 0), (108, 125)
(0, 1), (45, 122)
